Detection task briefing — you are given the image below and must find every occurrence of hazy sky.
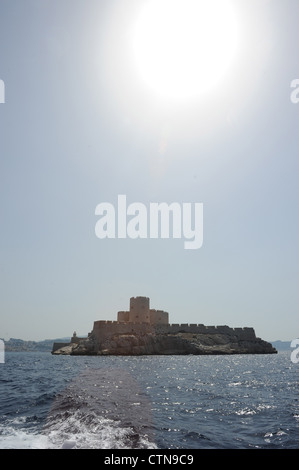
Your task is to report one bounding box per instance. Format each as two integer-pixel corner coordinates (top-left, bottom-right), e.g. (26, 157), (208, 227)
(0, 0), (298, 342)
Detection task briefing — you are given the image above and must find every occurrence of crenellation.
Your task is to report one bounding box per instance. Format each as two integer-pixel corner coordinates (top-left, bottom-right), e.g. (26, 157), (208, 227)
(53, 296), (277, 356)
(89, 297), (259, 348)
(232, 327), (256, 340)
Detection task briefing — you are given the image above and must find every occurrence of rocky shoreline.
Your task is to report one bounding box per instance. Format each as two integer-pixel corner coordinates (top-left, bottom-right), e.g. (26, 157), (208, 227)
(52, 331), (277, 356)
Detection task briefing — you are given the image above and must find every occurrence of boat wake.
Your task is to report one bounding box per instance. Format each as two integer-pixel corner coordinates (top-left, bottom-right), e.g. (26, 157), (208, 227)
(43, 367), (157, 449)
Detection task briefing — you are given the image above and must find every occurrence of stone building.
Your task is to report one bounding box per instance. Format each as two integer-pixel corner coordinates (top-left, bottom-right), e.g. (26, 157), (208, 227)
(52, 295), (277, 355)
(117, 296), (169, 325)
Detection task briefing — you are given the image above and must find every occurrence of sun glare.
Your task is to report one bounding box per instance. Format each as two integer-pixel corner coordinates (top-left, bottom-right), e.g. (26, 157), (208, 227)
(131, 0), (239, 103)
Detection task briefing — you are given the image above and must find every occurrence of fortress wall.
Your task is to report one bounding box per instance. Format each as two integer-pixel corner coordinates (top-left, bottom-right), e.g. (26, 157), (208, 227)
(159, 324), (180, 334)
(155, 324), (219, 334)
(233, 327), (256, 340)
(91, 296), (257, 344)
(150, 309), (169, 325)
(155, 324), (256, 338)
(92, 321), (256, 345)
(118, 311), (129, 322)
(154, 324), (171, 334)
(92, 320), (155, 344)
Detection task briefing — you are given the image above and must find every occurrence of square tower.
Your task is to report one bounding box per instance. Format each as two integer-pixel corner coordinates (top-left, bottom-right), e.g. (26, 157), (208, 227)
(129, 296), (150, 323)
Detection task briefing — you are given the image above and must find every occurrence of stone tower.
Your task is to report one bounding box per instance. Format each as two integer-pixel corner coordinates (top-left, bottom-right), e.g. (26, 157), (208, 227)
(129, 296), (150, 323)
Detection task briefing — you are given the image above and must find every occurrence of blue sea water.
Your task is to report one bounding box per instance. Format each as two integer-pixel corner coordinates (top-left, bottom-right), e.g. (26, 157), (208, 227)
(0, 351), (298, 449)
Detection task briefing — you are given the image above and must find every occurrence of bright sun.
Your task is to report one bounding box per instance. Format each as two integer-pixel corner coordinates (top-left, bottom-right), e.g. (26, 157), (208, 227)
(131, 0), (239, 103)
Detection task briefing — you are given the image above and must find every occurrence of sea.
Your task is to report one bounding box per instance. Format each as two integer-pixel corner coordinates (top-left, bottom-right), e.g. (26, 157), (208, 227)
(0, 351), (298, 450)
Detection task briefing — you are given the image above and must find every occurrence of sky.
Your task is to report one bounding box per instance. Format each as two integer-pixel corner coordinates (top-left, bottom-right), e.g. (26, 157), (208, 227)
(0, 0), (298, 342)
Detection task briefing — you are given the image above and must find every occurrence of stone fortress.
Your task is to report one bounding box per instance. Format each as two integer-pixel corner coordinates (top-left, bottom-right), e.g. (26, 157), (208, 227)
(52, 296), (277, 356)
(117, 296), (169, 325)
(91, 296), (258, 344)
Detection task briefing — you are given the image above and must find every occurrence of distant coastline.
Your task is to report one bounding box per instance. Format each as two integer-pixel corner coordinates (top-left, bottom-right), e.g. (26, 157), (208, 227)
(1, 337), (291, 353)
(2, 338), (71, 353)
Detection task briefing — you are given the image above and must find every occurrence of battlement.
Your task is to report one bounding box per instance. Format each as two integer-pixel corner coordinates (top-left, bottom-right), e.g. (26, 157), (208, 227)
(117, 297), (168, 325)
(155, 324), (256, 338)
(90, 297), (257, 345)
(92, 320), (256, 343)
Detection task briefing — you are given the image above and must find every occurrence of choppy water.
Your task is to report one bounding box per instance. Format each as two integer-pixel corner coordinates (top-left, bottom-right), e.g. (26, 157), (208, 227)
(0, 352), (298, 449)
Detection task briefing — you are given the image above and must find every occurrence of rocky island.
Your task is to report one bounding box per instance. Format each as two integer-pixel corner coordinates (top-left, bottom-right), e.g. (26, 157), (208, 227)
(52, 296), (277, 356)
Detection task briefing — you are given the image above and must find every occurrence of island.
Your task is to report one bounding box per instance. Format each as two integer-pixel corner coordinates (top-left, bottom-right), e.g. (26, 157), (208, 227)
(52, 296), (277, 356)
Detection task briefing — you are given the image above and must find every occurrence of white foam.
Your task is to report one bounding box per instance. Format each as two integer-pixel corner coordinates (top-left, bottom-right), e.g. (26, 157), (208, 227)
(0, 425), (50, 449)
(0, 410), (157, 449)
(45, 410), (157, 449)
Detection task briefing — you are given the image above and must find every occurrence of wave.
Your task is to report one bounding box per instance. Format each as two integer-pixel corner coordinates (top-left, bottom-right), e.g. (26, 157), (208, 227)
(45, 408), (155, 449)
(0, 367), (157, 449)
